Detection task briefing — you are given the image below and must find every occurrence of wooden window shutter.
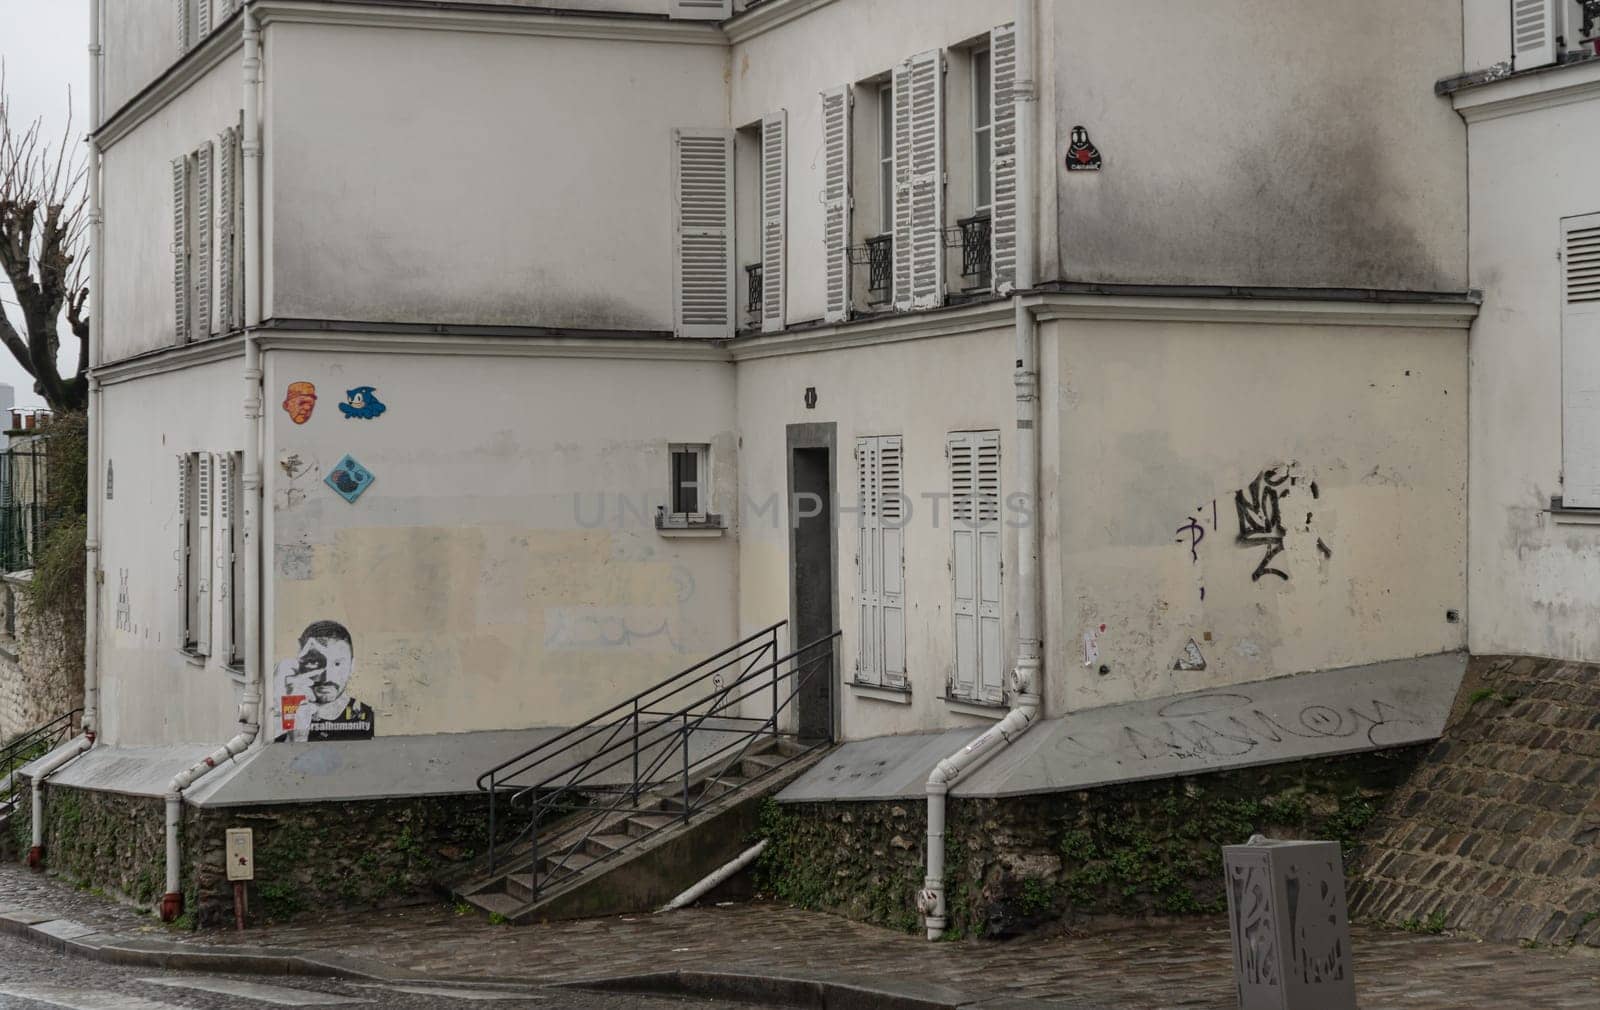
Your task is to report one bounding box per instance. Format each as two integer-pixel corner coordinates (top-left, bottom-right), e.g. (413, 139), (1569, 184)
(989, 24), (1019, 294)
(197, 0), (212, 43)
(1512, 0), (1562, 69)
(672, 129), (735, 339)
(669, 0), (732, 18)
(1562, 213), (1600, 507)
(172, 156), (190, 344)
(761, 110), (788, 334)
(854, 437), (879, 685)
(892, 50), (945, 311)
(177, 0), (191, 54)
(195, 142), (214, 339)
(949, 431), (1003, 702)
(177, 454), (191, 643)
(215, 452), (234, 661)
(218, 128), (236, 332)
(821, 86), (853, 324)
(194, 452), (214, 656)
(877, 435), (906, 687)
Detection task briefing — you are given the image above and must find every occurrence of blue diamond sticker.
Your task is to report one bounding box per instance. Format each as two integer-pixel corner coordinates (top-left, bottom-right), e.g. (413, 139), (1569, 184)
(324, 454), (375, 503)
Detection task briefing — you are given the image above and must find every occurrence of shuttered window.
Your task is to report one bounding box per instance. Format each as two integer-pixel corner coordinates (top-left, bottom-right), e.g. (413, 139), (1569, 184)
(218, 127), (241, 333)
(1562, 213), (1600, 507)
(821, 87), (852, 324)
(672, 129), (735, 339)
(220, 452), (244, 669)
(948, 431), (1003, 704)
(178, 451), (215, 657)
(760, 110), (788, 334)
(194, 141), (214, 339)
(989, 23), (1018, 293)
(1512, 0), (1561, 69)
(891, 50), (945, 311)
(172, 156), (191, 344)
(669, 0), (732, 18)
(855, 435), (906, 689)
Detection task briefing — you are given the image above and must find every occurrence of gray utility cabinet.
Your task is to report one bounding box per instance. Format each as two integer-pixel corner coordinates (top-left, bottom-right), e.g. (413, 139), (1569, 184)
(1222, 838), (1355, 1010)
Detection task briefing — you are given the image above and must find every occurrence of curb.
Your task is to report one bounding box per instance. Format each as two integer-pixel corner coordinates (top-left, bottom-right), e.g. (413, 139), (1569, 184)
(565, 969), (1094, 1009)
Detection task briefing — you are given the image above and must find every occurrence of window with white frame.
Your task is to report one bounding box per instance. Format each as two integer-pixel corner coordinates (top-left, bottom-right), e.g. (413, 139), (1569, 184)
(947, 430), (1002, 704)
(172, 142), (214, 344)
(220, 451), (244, 668)
(176, 452), (213, 656)
(1560, 213), (1600, 507)
(877, 83), (894, 237)
(972, 48), (992, 215)
(854, 435), (906, 689)
(662, 443), (718, 528)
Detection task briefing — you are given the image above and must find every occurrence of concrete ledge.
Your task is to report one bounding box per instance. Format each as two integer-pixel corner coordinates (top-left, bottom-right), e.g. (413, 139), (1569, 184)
(564, 968), (1091, 1010)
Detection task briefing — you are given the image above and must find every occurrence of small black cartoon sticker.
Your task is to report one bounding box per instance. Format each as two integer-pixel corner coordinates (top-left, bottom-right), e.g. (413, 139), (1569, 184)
(1065, 126), (1102, 172)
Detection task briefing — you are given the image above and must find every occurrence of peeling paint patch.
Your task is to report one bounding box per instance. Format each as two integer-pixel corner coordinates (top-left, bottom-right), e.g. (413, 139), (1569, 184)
(276, 544), (315, 581)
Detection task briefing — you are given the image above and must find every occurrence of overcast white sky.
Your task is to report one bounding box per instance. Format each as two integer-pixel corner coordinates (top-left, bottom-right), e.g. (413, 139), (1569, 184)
(1, 1), (90, 410)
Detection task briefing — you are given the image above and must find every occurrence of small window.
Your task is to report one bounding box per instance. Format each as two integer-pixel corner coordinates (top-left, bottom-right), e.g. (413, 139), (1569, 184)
(670, 444), (708, 518)
(226, 451), (244, 668)
(972, 48), (992, 214)
(877, 83), (894, 236)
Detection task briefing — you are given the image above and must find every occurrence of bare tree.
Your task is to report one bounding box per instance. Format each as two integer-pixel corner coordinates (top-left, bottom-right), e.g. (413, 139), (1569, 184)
(0, 69), (89, 413)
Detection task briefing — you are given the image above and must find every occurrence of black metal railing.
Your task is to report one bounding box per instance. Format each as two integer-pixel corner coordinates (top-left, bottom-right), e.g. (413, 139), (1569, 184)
(958, 214), (992, 289)
(0, 709), (82, 815)
(476, 622), (838, 899)
(864, 235), (892, 302)
(745, 263), (763, 324)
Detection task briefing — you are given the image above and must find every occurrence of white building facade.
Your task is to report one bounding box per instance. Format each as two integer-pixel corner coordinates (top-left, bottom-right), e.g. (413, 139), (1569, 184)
(66, 0), (1506, 922)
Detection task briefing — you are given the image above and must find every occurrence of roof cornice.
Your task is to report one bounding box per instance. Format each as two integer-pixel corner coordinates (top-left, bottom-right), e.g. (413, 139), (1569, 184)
(1028, 291), (1480, 329)
(1450, 58), (1600, 123)
(96, 14), (243, 150)
(723, 0), (837, 45)
(251, 0), (726, 45)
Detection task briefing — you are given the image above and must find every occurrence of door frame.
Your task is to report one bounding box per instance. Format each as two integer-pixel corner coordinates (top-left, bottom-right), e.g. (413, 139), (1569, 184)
(786, 422), (839, 740)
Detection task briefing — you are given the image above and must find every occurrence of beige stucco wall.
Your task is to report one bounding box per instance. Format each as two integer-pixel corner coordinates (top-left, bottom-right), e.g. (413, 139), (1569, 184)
(260, 343), (739, 737)
(1052, 0), (1467, 291)
(100, 52), (242, 365)
(97, 354), (247, 747)
(262, 20), (727, 330)
(1462, 89), (1600, 661)
(1047, 314), (1469, 713)
(733, 313), (1022, 739)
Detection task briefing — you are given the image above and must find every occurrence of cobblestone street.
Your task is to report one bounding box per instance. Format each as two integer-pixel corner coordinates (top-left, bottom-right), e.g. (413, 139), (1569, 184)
(3, 864), (1597, 1008)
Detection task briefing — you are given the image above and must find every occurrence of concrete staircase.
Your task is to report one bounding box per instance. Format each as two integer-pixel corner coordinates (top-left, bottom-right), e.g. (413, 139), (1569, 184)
(456, 738), (820, 924)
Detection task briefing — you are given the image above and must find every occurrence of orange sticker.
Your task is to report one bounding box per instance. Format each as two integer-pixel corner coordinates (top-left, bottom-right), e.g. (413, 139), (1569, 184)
(281, 694), (305, 732)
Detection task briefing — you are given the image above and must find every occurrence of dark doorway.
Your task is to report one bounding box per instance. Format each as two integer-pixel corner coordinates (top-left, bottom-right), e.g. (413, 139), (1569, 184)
(788, 426), (836, 742)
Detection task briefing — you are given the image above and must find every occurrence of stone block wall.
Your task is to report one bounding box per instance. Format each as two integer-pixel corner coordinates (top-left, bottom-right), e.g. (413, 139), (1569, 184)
(1349, 655), (1600, 948)
(7, 780), (497, 928)
(755, 748), (1423, 939)
(0, 573), (83, 743)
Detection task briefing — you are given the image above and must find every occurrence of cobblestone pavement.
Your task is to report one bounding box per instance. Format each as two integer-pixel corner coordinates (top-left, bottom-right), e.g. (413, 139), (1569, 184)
(0, 928), (765, 1009)
(3, 864), (1598, 1008)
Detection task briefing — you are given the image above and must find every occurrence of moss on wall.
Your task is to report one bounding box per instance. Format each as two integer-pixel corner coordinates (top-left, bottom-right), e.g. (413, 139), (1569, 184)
(753, 748), (1423, 939)
(8, 782), (497, 928)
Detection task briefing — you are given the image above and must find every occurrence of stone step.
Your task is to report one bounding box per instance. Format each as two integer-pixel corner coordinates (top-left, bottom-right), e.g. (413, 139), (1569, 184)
(583, 833), (637, 858)
(739, 751), (790, 778)
(625, 813), (681, 838)
(466, 890), (526, 920)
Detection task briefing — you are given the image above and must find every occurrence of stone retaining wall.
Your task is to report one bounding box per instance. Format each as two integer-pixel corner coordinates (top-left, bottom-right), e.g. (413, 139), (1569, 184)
(756, 748), (1423, 938)
(1349, 655), (1600, 948)
(6, 781), (495, 928)
(0, 573), (83, 743)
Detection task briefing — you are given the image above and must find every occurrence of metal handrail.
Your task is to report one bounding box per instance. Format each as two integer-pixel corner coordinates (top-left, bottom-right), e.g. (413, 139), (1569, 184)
(481, 628), (838, 885)
(512, 632), (838, 893)
(476, 620), (785, 792)
(0, 709), (82, 812)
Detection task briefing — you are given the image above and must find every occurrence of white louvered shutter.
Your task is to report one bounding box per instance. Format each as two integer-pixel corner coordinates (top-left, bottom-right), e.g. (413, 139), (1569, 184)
(892, 50), (945, 311)
(218, 129), (236, 332)
(197, 0), (212, 42)
(877, 436), (906, 687)
(990, 24), (1018, 294)
(761, 110), (788, 334)
(1513, 0), (1562, 68)
(177, 0), (191, 53)
(215, 453), (233, 661)
(172, 157), (190, 344)
(669, 0), (732, 18)
(822, 86), (853, 324)
(194, 452), (214, 656)
(855, 437), (879, 684)
(949, 431), (1003, 703)
(195, 142), (213, 338)
(177, 454), (191, 643)
(1562, 214), (1600, 507)
(672, 129), (735, 339)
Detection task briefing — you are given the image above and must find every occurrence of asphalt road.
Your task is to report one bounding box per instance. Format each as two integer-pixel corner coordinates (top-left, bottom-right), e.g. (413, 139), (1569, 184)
(0, 930), (773, 1010)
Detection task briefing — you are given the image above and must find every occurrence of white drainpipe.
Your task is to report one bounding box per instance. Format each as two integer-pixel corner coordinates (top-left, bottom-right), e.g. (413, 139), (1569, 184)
(26, 736), (93, 869)
(918, 0), (1041, 942)
(159, 10), (266, 923)
(83, 0), (104, 741)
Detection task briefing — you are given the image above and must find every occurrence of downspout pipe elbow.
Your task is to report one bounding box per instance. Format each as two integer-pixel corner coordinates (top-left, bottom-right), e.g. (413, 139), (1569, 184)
(160, 704), (259, 922)
(28, 735), (94, 869)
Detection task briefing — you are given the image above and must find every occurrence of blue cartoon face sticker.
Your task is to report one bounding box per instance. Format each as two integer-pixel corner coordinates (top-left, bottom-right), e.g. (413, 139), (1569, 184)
(324, 454), (375, 503)
(338, 386), (386, 420)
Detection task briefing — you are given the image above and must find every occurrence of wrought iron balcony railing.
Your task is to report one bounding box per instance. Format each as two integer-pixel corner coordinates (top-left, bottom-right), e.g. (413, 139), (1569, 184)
(745, 263), (763, 325)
